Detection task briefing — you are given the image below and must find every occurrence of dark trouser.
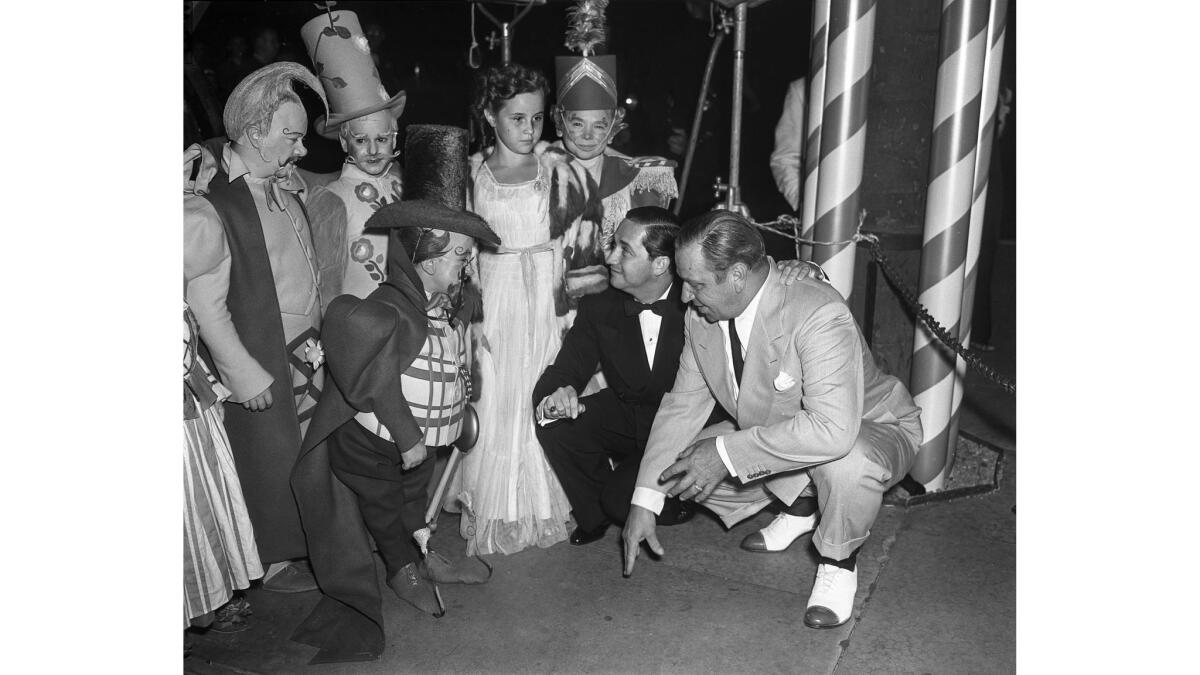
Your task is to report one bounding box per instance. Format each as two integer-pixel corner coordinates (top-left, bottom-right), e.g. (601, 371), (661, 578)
(328, 420), (436, 579)
(535, 389), (689, 530)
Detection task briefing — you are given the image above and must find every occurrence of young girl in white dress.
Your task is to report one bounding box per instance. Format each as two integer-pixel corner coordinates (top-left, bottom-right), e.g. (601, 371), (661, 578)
(452, 63), (575, 555)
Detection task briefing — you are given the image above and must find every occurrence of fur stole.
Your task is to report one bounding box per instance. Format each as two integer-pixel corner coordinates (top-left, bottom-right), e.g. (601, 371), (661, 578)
(470, 143), (609, 319)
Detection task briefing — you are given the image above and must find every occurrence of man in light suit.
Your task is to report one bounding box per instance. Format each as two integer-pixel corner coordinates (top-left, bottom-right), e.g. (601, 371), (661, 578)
(621, 210), (922, 629)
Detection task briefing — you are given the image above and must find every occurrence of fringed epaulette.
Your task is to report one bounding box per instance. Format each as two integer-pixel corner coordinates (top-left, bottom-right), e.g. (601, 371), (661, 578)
(628, 155), (679, 199)
(629, 156), (677, 169)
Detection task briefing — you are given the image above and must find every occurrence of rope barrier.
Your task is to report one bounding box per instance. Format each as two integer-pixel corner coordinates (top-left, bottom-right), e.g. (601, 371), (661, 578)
(748, 210), (1016, 395)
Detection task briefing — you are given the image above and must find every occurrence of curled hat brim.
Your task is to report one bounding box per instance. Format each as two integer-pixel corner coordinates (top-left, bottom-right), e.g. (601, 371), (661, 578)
(363, 199), (501, 248)
(313, 90), (408, 140)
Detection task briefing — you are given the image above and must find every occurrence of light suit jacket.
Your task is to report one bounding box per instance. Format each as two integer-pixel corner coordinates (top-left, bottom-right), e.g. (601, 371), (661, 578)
(635, 263), (921, 506)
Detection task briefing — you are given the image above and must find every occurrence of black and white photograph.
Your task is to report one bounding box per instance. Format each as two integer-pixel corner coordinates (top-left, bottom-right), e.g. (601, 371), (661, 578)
(179, 0), (1020, 671)
(18, 0), (1200, 672)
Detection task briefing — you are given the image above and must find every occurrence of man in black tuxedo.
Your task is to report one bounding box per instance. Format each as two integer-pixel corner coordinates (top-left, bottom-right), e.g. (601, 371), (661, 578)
(533, 207), (695, 545)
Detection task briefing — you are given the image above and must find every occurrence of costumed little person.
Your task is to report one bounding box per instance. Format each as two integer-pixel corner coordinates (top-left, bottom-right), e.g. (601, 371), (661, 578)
(289, 125), (495, 665)
(553, 0), (679, 247)
(300, 6), (408, 306)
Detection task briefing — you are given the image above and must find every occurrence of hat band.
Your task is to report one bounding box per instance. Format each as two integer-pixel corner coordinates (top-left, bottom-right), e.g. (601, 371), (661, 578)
(557, 58), (618, 108)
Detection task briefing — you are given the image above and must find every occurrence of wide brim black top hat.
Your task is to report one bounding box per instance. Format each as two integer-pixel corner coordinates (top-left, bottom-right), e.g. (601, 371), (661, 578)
(362, 200), (499, 248)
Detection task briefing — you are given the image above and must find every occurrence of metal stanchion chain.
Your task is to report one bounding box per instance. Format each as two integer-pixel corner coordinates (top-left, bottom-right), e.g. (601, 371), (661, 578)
(749, 214), (1016, 395)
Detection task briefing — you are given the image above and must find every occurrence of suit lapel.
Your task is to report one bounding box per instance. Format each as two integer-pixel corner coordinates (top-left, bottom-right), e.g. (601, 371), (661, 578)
(737, 264), (787, 428)
(618, 300), (651, 375)
(649, 283), (685, 381)
(691, 311), (736, 415)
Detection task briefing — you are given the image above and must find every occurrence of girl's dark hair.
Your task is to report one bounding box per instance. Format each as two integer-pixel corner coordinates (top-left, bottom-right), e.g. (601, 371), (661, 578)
(471, 62), (549, 145)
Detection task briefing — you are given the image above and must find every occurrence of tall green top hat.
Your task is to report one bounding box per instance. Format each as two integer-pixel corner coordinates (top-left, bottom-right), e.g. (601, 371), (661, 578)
(555, 0), (618, 111)
(301, 7), (407, 139)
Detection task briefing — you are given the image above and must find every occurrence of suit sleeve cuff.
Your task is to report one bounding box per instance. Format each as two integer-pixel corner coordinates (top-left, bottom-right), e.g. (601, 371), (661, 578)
(715, 435), (738, 478)
(631, 487), (666, 516)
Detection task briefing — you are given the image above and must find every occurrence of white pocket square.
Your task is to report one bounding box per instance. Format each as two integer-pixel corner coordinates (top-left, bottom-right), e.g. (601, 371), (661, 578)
(773, 372), (797, 392)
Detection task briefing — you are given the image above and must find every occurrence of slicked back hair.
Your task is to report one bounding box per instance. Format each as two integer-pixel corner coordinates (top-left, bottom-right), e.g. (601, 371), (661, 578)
(675, 210), (767, 282)
(624, 206), (681, 270)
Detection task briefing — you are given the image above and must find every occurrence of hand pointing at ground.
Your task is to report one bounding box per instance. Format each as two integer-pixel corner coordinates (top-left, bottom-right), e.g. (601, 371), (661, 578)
(622, 505), (664, 577)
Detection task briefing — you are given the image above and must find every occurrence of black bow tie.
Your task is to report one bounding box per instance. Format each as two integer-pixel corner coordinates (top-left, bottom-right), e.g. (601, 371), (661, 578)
(624, 298), (672, 317)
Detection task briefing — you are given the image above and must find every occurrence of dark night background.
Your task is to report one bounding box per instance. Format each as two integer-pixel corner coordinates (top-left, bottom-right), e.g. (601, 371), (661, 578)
(186, 0), (812, 251)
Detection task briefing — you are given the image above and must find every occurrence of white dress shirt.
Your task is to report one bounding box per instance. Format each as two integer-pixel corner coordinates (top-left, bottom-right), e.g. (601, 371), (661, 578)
(636, 284), (672, 367)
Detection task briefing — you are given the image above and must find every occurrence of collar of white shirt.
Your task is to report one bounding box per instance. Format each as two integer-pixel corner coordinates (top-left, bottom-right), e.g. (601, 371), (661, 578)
(725, 273), (768, 364)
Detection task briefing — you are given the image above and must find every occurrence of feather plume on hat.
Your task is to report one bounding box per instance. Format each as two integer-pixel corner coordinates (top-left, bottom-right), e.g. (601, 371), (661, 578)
(564, 0), (609, 57)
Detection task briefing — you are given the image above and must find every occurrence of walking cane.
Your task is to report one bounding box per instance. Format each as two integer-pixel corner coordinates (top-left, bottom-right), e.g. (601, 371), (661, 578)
(424, 404), (480, 530)
(411, 405), (487, 612)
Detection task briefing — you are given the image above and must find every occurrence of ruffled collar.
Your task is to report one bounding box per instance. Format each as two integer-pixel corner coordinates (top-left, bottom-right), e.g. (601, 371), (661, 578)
(339, 160), (399, 185)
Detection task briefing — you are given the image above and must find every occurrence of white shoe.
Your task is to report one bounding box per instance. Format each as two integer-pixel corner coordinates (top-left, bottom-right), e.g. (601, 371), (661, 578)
(739, 512), (818, 552)
(804, 563), (857, 628)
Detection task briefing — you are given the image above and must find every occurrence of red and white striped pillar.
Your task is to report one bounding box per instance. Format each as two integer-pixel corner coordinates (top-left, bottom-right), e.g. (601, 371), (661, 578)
(798, 0), (830, 261)
(810, 0), (876, 300)
(946, 0), (1009, 478)
(909, 0), (992, 489)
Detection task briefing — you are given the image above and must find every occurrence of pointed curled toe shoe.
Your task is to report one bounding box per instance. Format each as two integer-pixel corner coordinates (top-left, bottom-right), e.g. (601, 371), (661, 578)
(739, 512), (817, 552)
(261, 560), (319, 593)
(422, 550), (493, 584)
(387, 562), (445, 617)
(803, 563), (857, 628)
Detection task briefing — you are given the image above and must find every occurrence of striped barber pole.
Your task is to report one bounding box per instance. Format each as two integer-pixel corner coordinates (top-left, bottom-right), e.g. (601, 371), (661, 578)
(947, 0), (1010, 477)
(798, 0), (830, 261)
(909, 0), (993, 489)
(810, 0), (876, 300)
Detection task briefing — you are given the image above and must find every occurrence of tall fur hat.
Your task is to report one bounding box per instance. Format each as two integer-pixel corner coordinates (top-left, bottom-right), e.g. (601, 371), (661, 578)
(364, 125), (500, 282)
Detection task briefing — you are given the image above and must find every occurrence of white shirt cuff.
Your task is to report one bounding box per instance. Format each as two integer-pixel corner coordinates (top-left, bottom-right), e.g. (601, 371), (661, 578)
(631, 487), (666, 516)
(715, 436), (738, 478)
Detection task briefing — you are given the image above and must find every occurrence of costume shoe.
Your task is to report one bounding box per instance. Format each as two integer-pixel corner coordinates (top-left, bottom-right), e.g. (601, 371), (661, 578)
(422, 550), (493, 584)
(803, 563), (857, 628)
(261, 560), (319, 593)
(387, 562), (445, 617)
(739, 512), (817, 552)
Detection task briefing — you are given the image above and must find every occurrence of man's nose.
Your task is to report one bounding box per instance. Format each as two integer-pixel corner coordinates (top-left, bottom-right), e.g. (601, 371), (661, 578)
(605, 248), (620, 265)
(367, 138), (379, 155)
(294, 139), (307, 158)
(680, 284), (694, 303)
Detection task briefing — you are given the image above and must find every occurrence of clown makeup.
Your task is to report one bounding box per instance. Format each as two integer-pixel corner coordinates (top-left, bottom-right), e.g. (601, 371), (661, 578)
(341, 114), (399, 177)
(251, 100), (308, 179)
(558, 108), (615, 161)
(486, 92), (545, 156)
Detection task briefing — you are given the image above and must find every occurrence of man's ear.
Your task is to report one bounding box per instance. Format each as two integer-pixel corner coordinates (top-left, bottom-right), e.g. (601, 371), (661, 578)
(651, 255), (671, 277)
(245, 124), (262, 148)
(730, 262), (748, 292)
(418, 257), (438, 275)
